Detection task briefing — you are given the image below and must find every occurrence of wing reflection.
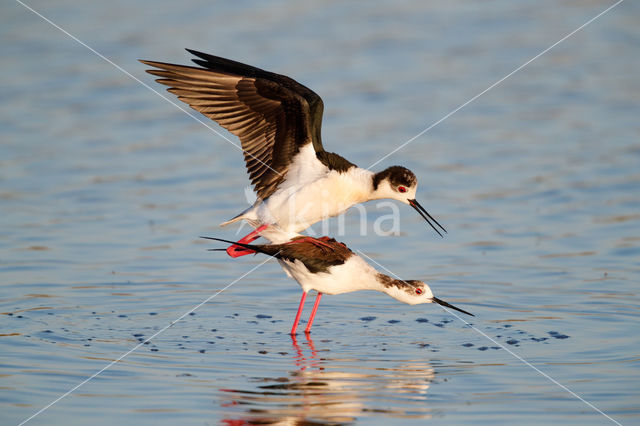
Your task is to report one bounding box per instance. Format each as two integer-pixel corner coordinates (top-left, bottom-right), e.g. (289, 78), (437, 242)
(219, 334), (435, 424)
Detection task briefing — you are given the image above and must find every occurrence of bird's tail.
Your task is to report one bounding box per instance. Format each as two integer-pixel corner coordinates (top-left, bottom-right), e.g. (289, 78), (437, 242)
(219, 212), (246, 227)
(219, 198), (258, 227)
(200, 236), (281, 258)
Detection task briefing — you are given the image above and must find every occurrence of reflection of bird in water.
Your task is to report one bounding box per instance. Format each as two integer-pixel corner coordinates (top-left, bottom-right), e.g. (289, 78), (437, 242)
(219, 334), (435, 425)
(204, 229), (473, 335)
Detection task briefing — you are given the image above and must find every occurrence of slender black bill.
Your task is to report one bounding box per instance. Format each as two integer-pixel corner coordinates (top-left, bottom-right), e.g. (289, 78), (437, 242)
(408, 199), (447, 237)
(432, 297), (474, 316)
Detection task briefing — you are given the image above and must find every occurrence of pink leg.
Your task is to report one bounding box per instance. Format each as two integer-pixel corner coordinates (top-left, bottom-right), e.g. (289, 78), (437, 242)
(304, 292), (322, 334)
(290, 291), (307, 335)
(226, 224), (269, 258)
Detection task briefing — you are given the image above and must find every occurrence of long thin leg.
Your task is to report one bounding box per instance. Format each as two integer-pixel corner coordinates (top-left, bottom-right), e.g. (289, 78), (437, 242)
(304, 292), (322, 334)
(226, 224), (269, 258)
(291, 291), (307, 335)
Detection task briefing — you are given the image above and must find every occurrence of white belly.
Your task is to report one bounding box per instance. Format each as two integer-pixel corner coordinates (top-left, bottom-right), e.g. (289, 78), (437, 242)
(258, 168), (373, 233)
(279, 256), (378, 295)
(236, 144), (373, 237)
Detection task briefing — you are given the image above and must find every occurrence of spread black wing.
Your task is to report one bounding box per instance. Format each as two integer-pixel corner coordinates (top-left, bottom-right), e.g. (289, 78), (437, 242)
(141, 49), (325, 199)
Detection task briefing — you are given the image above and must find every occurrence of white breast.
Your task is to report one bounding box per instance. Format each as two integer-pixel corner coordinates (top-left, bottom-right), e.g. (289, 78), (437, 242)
(255, 146), (374, 232)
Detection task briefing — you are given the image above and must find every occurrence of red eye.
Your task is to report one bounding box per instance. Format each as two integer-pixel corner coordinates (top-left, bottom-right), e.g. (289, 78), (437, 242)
(415, 288), (423, 295)
(398, 186), (407, 193)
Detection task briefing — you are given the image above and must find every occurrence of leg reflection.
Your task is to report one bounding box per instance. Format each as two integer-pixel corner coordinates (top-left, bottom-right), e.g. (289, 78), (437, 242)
(291, 331), (319, 371)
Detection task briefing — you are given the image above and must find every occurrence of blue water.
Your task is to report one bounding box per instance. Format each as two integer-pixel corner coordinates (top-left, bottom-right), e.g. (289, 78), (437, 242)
(2, 0), (639, 424)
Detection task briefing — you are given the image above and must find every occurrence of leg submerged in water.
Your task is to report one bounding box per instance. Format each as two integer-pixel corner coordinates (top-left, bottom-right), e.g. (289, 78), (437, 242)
(291, 291), (308, 335)
(305, 292), (322, 334)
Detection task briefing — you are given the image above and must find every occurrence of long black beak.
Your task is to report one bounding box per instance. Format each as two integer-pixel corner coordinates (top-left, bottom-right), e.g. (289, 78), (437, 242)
(432, 297), (474, 316)
(408, 199), (447, 238)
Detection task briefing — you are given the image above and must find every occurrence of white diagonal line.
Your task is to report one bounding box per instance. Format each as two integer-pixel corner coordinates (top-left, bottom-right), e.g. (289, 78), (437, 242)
(355, 249), (621, 425)
(368, 0), (624, 169)
(15, 0), (282, 178)
(436, 307), (622, 425)
(17, 255), (275, 426)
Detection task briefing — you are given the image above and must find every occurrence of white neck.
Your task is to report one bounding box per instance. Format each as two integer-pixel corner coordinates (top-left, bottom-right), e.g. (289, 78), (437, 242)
(343, 167), (376, 203)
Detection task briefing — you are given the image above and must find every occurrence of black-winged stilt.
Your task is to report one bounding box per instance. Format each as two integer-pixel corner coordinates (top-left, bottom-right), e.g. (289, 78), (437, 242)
(202, 234), (473, 335)
(142, 50), (446, 257)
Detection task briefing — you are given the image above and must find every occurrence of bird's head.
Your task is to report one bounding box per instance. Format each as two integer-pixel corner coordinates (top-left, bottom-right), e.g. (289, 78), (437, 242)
(372, 165), (418, 202)
(372, 166), (446, 237)
(377, 274), (474, 316)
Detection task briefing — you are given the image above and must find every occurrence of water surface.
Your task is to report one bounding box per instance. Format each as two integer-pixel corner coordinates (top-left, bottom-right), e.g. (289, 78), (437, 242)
(1, 1), (639, 424)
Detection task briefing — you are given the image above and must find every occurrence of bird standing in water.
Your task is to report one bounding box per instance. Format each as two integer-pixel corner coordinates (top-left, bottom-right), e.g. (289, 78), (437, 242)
(203, 234), (473, 335)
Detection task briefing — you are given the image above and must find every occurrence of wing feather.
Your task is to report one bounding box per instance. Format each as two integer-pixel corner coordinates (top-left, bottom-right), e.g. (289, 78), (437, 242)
(141, 50), (326, 199)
